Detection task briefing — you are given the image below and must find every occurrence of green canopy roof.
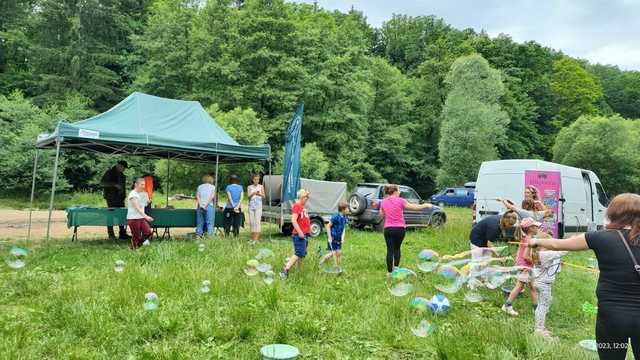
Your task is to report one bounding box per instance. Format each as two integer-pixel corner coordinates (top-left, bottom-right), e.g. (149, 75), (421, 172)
(36, 92), (270, 163)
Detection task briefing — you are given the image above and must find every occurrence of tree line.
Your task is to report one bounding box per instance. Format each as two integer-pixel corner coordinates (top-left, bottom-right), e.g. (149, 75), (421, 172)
(1, 0), (639, 197)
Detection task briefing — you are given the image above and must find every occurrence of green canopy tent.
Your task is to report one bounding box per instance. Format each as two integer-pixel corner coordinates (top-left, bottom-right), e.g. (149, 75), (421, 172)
(29, 92), (272, 240)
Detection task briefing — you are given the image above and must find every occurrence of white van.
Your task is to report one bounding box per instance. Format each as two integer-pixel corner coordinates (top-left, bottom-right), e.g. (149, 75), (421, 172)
(474, 160), (609, 237)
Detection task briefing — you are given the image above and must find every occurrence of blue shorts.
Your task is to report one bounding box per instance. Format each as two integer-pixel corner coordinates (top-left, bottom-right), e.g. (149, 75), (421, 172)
(292, 235), (309, 257)
(327, 241), (342, 251)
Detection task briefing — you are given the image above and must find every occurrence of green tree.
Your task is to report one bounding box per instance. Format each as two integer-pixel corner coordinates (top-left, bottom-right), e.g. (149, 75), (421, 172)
(437, 54), (510, 187)
(550, 57), (603, 126)
(553, 114), (640, 195)
(273, 142), (329, 180)
(0, 91), (68, 194)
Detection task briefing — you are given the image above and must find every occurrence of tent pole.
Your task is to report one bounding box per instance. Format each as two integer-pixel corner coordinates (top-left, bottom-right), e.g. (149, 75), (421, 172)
(268, 158), (272, 242)
(166, 153), (170, 207)
(27, 149), (39, 242)
(46, 140), (61, 241)
(214, 154), (219, 236)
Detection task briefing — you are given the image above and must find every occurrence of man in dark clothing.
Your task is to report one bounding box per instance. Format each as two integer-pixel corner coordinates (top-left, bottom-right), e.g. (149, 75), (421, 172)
(469, 210), (518, 247)
(101, 160), (130, 240)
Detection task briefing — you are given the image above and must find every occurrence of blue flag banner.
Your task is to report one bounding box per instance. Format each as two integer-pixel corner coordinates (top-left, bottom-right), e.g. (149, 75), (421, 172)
(282, 102), (304, 202)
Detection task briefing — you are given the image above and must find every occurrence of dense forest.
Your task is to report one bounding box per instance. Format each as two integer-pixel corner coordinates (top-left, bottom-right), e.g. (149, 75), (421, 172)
(1, 0), (639, 198)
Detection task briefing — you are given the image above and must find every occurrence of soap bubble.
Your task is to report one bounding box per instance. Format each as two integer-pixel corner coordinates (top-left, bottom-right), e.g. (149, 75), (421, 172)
(411, 320), (436, 338)
(464, 291), (483, 303)
(417, 249), (439, 272)
(200, 280), (211, 294)
(6, 246), (28, 269)
(256, 263), (272, 273)
(263, 270), (275, 285)
(256, 248), (274, 260)
(387, 267), (417, 297)
(143, 292), (159, 311)
(501, 276), (517, 294)
(434, 265), (466, 294)
(198, 243), (205, 252)
(578, 339), (598, 352)
(409, 297), (431, 313)
(114, 260), (125, 273)
(430, 293), (450, 315)
(322, 265), (343, 274)
(244, 259), (259, 276)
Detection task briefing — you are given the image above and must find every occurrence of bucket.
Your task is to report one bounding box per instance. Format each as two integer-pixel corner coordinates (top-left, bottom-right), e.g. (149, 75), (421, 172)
(260, 344), (299, 360)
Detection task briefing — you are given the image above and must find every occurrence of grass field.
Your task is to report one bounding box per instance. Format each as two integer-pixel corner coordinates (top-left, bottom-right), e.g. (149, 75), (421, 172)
(1, 208), (603, 359)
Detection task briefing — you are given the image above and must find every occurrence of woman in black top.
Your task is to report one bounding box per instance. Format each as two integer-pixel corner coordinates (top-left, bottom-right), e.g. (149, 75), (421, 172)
(530, 193), (640, 360)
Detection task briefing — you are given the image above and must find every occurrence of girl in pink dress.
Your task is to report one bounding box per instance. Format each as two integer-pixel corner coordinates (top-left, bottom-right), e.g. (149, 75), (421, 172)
(502, 217), (540, 316)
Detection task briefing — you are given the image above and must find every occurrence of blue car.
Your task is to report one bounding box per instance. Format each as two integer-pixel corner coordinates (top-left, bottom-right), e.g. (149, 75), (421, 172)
(431, 187), (475, 207)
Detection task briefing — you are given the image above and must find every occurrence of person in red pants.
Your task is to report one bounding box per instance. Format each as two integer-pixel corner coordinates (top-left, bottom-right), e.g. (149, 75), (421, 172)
(127, 177), (154, 249)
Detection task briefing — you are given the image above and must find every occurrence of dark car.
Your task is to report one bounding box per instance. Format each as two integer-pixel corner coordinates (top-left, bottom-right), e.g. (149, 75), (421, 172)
(348, 183), (446, 231)
(430, 187), (475, 207)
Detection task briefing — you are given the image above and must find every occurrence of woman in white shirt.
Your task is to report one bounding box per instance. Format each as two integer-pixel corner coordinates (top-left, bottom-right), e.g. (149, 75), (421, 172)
(247, 174), (265, 242)
(127, 177), (154, 249)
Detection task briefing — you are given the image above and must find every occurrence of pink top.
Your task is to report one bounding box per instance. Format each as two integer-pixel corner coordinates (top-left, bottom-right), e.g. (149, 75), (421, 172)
(380, 196), (408, 228)
(516, 234), (533, 267)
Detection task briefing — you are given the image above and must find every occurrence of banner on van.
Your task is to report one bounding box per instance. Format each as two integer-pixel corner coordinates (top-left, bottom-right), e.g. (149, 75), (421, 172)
(524, 170), (561, 237)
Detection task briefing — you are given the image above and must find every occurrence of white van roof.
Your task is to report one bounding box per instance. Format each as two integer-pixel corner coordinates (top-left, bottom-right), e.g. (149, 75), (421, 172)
(478, 159), (595, 177)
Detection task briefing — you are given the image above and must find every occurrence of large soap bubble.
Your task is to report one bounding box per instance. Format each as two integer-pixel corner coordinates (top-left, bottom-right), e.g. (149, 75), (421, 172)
(417, 249), (439, 272)
(143, 292), (159, 311)
(6, 246), (28, 269)
(256, 248), (274, 260)
(244, 259), (259, 276)
(411, 320), (436, 338)
(387, 267), (417, 297)
(434, 265), (466, 294)
(263, 270), (275, 285)
(256, 263), (272, 273)
(409, 297), (431, 313)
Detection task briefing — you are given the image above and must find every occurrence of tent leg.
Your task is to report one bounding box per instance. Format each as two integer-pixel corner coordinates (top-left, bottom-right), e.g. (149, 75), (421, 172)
(214, 155), (219, 236)
(268, 159), (272, 242)
(27, 150), (39, 242)
(166, 154), (170, 207)
(46, 141), (61, 241)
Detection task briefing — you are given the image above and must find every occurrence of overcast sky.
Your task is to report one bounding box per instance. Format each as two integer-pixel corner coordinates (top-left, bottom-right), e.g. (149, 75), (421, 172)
(292, 0), (640, 71)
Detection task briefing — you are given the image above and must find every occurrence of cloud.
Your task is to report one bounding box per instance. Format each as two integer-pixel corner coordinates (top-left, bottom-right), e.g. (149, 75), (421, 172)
(291, 0), (640, 70)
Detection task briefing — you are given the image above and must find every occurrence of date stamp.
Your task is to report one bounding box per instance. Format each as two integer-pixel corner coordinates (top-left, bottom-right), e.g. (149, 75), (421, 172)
(597, 342), (629, 350)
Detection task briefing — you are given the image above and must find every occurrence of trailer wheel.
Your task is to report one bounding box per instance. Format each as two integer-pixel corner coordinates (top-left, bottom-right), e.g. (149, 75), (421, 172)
(310, 218), (323, 238)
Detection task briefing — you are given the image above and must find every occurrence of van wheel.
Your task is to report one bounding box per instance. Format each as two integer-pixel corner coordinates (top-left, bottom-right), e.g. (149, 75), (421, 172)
(310, 219), (323, 237)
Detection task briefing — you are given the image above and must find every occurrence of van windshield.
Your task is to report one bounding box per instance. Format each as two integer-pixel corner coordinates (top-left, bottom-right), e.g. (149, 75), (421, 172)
(595, 183), (609, 206)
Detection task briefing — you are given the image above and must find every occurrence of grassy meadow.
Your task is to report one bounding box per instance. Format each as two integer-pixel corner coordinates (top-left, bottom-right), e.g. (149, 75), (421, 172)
(1, 208), (602, 359)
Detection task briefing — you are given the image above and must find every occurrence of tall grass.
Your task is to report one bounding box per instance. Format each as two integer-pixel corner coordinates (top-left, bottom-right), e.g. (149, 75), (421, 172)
(0, 208), (601, 359)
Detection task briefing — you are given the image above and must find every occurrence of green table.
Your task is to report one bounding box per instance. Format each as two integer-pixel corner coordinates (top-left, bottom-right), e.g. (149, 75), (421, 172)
(66, 207), (244, 241)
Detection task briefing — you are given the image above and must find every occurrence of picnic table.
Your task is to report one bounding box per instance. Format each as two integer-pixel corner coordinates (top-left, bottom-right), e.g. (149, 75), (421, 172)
(66, 207), (244, 241)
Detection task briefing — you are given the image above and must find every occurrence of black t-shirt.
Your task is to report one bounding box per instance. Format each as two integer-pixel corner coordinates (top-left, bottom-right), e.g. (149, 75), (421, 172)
(585, 230), (640, 310)
(469, 215), (514, 247)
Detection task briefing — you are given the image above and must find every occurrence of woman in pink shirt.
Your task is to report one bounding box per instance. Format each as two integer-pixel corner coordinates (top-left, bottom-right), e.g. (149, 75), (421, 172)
(379, 184), (433, 275)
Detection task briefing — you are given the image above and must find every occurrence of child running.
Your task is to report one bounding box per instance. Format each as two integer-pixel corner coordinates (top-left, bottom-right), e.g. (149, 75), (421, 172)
(280, 189), (311, 279)
(528, 244), (567, 337)
(502, 217), (539, 316)
(319, 202), (349, 269)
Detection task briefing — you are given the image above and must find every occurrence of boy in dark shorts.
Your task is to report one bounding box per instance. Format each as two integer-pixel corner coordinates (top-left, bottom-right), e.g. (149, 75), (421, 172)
(280, 189), (311, 279)
(320, 202), (349, 269)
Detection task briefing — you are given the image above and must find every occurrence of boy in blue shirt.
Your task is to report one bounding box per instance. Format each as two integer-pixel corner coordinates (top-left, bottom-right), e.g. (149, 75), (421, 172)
(319, 203), (349, 269)
(224, 174), (244, 237)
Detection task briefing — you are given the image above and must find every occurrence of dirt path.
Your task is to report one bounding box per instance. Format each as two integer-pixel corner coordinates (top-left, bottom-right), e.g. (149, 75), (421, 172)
(0, 209), (191, 241)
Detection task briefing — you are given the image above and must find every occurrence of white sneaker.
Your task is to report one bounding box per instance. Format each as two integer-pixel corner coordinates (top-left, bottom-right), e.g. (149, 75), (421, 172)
(501, 304), (519, 316)
(142, 240), (150, 246)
